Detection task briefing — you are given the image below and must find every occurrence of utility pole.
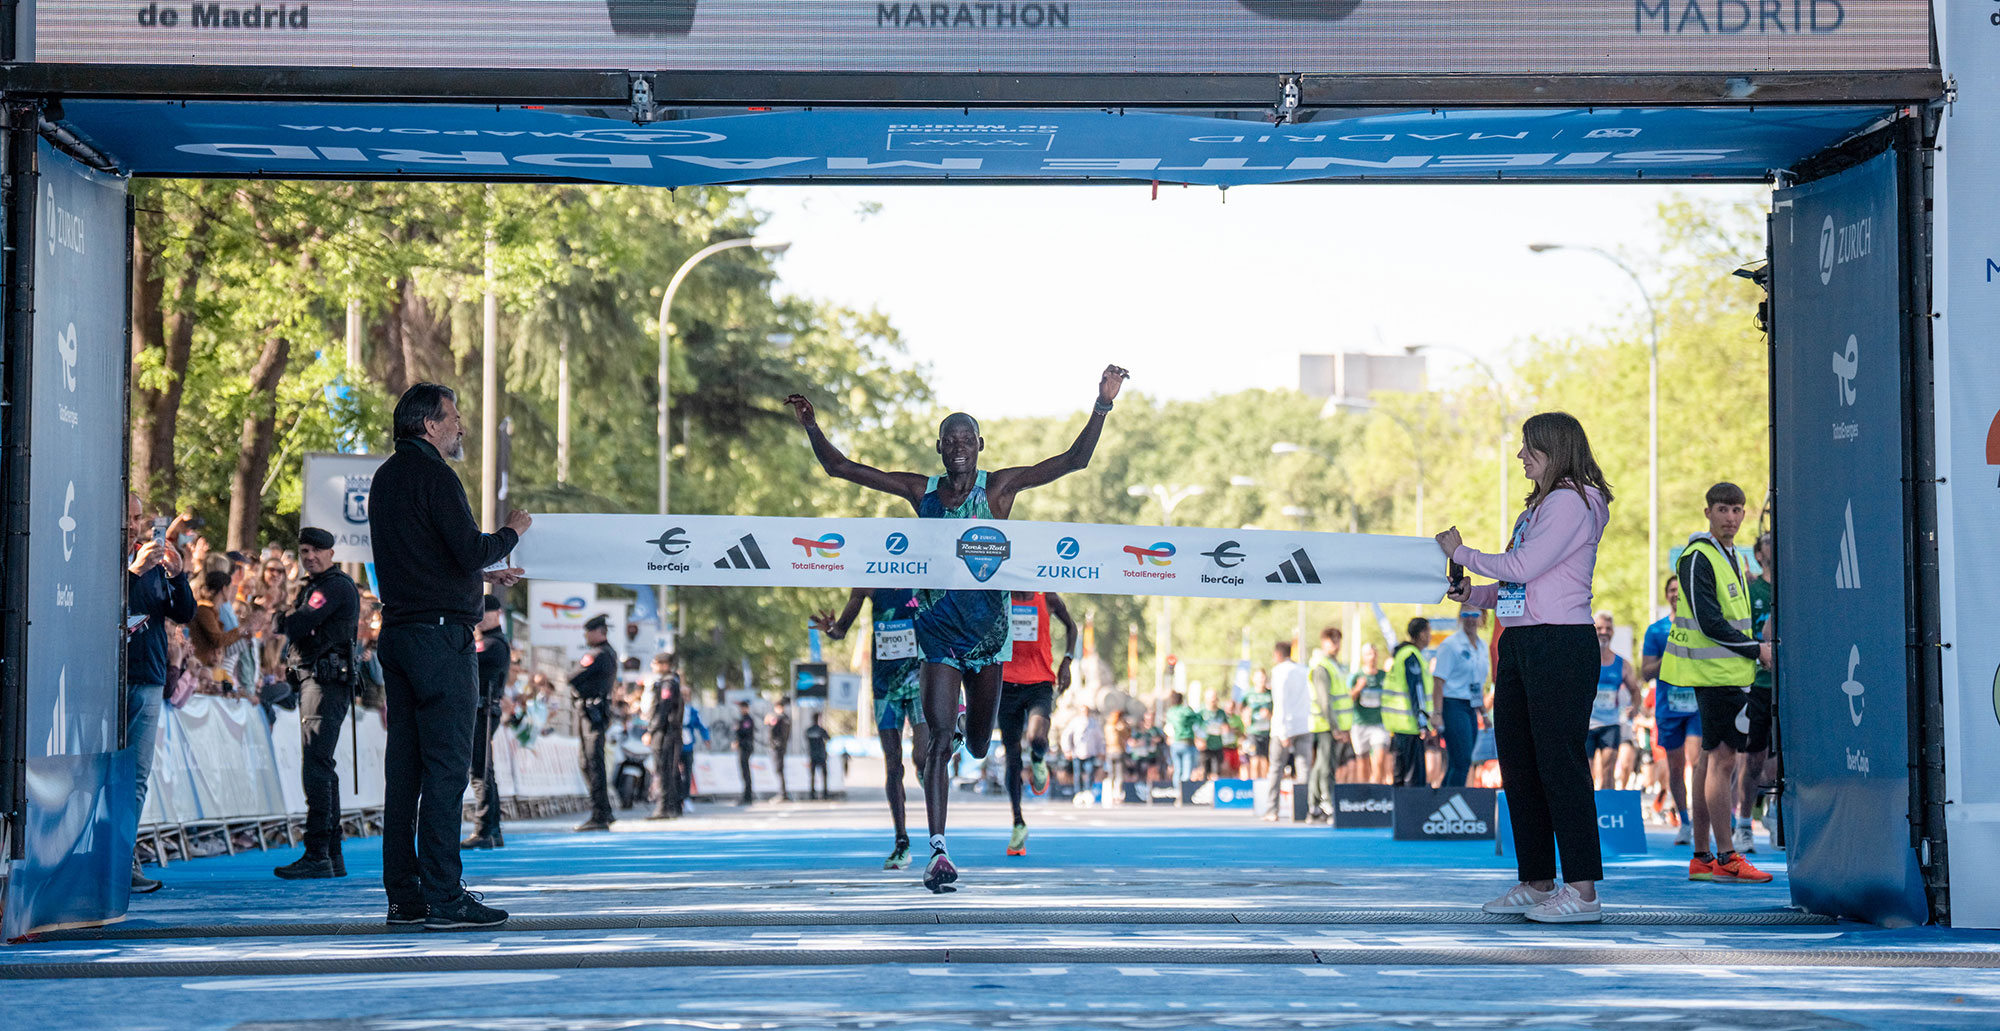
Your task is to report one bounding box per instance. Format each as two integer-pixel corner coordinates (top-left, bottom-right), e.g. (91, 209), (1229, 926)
(480, 214), (501, 532)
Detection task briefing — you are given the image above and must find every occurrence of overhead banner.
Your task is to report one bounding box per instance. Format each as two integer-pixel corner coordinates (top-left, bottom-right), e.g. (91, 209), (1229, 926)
(513, 514), (1446, 604)
(1935, 2), (2000, 929)
(1771, 150), (1926, 926)
(56, 100), (1900, 188)
(300, 451), (385, 563)
(26, 1), (1931, 74)
(3, 141), (133, 940)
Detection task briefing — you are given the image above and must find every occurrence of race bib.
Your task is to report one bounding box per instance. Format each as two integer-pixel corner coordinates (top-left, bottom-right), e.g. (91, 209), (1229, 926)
(1595, 689), (1619, 714)
(1496, 582), (1526, 618)
(1668, 687), (1700, 713)
(875, 619), (917, 661)
(1010, 604), (1039, 643)
(1360, 686), (1382, 708)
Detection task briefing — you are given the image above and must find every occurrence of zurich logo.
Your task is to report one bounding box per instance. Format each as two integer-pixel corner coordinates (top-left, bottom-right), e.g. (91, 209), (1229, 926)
(1055, 536), (1080, 560)
(561, 127), (725, 146)
(1202, 540), (1246, 568)
(648, 527), (690, 555)
(955, 525), (1013, 583)
(885, 532), (910, 555)
(1819, 215), (1836, 286)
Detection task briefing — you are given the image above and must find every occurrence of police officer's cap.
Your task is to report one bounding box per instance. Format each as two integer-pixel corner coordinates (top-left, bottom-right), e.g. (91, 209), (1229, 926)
(583, 614), (610, 632)
(298, 527), (337, 550)
(483, 595), (504, 613)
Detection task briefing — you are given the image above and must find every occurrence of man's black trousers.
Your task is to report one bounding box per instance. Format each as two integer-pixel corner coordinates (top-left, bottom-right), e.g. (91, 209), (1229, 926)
(379, 622), (477, 906)
(1391, 732), (1428, 786)
(650, 726), (682, 815)
(737, 748), (754, 803)
(298, 676), (350, 856)
(468, 701), (503, 837)
(1493, 623), (1603, 884)
(577, 701), (613, 822)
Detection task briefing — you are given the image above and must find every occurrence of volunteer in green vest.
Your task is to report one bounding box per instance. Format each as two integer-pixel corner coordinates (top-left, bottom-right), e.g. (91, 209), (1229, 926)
(1306, 627), (1353, 821)
(1665, 482), (1775, 886)
(1384, 617), (1437, 787)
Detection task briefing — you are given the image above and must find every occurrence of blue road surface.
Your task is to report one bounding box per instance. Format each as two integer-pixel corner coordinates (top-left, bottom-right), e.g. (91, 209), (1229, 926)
(4, 796), (1996, 1030)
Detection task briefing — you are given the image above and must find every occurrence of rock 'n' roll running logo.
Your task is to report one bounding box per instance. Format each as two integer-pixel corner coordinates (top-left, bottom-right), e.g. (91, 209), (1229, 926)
(955, 526), (1012, 582)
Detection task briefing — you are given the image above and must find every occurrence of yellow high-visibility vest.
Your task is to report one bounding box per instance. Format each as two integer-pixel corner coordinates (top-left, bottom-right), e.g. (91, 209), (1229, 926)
(1662, 537), (1757, 688)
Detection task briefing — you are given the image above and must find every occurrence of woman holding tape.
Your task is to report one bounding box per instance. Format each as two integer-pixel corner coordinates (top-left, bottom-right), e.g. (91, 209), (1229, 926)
(1435, 411), (1613, 924)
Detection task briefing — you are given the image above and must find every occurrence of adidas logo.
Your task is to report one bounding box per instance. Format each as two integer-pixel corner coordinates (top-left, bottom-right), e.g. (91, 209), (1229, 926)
(1421, 794), (1489, 835)
(1834, 500), (1860, 590)
(1264, 548), (1322, 585)
(713, 534), (771, 570)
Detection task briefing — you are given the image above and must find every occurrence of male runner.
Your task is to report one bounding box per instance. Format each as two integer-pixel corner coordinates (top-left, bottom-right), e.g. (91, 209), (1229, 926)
(814, 587), (931, 869)
(1589, 610), (1641, 791)
(1667, 483), (1775, 884)
(787, 363), (1128, 892)
(1641, 574), (1700, 843)
(997, 590), (1077, 856)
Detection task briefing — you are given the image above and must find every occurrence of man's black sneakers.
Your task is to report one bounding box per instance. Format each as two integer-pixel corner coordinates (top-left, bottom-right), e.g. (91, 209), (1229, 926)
(386, 900), (428, 926)
(572, 819), (612, 832)
(330, 847), (347, 877)
(273, 854), (338, 880)
(131, 858), (162, 895)
(461, 834), (502, 850)
(424, 889), (508, 930)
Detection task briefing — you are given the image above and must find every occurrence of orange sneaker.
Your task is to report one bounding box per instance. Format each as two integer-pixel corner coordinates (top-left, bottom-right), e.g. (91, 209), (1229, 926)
(1711, 852), (1774, 884)
(1688, 855), (1717, 881)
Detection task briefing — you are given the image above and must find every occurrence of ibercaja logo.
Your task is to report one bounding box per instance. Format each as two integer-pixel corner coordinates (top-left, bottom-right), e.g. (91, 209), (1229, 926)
(607, 1), (698, 35)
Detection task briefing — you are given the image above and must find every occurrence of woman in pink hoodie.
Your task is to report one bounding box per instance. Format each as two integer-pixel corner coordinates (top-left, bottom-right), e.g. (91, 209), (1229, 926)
(1436, 412), (1613, 924)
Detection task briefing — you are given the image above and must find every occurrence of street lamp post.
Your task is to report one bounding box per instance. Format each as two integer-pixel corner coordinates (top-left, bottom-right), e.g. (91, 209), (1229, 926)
(1129, 483), (1205, 711)
(656, 236), (790, 643)
(1530, 243), (1660, 616)
(1406, 343), (1512, 550)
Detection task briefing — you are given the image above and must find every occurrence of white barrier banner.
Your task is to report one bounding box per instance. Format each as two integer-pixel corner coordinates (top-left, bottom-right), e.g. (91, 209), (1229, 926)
(516, 515), (1446, 604)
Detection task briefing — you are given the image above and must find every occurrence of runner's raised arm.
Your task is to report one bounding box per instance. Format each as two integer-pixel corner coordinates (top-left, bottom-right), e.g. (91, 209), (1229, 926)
(786, 393), (928, 508)
(987, 364), (1128, 511)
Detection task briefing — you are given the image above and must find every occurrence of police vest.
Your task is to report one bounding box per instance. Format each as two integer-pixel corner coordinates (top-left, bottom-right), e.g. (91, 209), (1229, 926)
(1381, 643), (1427, 736)
(1662, 538), (1757, 687)
(1309, 653), (1356, 732)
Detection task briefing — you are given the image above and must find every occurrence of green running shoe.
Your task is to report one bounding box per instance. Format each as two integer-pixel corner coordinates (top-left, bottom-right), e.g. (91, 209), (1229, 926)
(885, 840), (913, 870)
(1007, 823), (1028, 857)
(1028, 758), (1050, 796)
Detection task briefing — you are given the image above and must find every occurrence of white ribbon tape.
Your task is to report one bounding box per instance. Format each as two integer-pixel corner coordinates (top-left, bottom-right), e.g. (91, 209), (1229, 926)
(515, 514), (1447, 604)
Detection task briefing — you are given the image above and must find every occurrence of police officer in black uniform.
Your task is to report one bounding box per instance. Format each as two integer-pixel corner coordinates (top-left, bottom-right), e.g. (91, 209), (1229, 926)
(570, 614), (619, 831)
(274, 527), (362, 880)
(645, 651), (685, 820)
(463, 595), (509, 849)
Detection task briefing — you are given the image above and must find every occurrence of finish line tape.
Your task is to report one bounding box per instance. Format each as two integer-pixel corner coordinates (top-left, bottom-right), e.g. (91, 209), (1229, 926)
(514, 515), (1446, 604)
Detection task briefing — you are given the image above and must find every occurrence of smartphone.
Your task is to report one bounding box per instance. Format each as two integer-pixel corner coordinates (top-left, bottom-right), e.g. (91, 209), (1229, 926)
(124, 614), (149, 636)
(1449, 560), (1467, 594)
(151, 517), (170, 546)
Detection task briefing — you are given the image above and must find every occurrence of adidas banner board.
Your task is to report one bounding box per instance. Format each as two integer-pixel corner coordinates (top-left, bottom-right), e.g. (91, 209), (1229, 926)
(300, 452), (386, 564)
(1333, 783), (1395, 829)
(514, 514), (1446, 604)
(1934, 2), (2000, 930)
(1496, 790), (1647, 857)
(1392, 787), (1496, 841)
(1771, 150), (1926, 926)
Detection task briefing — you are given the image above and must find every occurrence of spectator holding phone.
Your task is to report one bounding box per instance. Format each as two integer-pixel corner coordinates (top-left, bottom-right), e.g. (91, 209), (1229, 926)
(126, 494), (195, 894)
(1436, 412), (1613, 924)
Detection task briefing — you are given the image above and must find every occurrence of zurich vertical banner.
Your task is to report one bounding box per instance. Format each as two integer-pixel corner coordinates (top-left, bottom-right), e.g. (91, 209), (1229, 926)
(2, 142), (134, 939)
(1772, 150), (1925, 926)
(1935, 2), (2000, 929)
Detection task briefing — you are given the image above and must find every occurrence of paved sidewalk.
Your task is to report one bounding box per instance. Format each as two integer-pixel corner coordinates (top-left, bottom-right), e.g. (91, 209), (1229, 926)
(4, 796), (1995, 1030)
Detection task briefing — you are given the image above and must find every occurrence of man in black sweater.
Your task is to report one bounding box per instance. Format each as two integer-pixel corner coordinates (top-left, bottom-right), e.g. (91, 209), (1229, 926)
(126, 494), (196, 894)
(368, 383), (531, 930)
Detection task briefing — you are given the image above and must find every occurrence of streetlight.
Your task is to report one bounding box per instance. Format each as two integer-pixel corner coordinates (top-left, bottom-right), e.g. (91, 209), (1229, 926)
(1128, 483), (1206, 713)
(656, 236), (790, 643)
(1327, 399), (1426, 536)
(1405, 343), (1512, 549)
(1530, 242), (1660, 616)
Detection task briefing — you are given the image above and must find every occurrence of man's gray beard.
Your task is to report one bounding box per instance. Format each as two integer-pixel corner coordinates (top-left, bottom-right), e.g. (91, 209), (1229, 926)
(446, 439), (466, 461)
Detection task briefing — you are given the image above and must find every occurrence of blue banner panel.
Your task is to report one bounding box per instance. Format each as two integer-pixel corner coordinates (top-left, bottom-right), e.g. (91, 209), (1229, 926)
(0, 749), (137, 939)
(57, 101), (1896, 187)
(2, 141), (135, 940)
(1772, 150), (1926, 926)
(1495, 790), (1645, 858)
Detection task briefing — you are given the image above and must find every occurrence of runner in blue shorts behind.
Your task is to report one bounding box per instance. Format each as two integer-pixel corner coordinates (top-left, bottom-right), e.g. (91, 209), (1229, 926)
(814, 587), (928, 870)
(1640, 574), (1702, 845)
(787, 363), (1128, 892)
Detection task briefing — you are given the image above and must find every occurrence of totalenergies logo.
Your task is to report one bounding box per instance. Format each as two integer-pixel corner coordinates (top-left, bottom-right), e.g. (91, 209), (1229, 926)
(793, 533), (845, 558)
(540, 596), (588, 620)
(1122, 542), (1176, 567)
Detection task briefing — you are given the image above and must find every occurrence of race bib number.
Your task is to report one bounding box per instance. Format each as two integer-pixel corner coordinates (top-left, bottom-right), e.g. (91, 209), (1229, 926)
(1595, 689), (1619, 714)
(1360, 686), (1382, 708)
(1010, 604), (1039, 643)
(1668, 687), (1700, 713)
(875, 619), (917, 661)
(1496, 582), (1526, 618)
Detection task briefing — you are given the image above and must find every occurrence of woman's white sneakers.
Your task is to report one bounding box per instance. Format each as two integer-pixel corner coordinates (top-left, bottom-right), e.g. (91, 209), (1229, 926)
(1481, 882), (1554, 914)
(1522, 884), (1603, 923)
